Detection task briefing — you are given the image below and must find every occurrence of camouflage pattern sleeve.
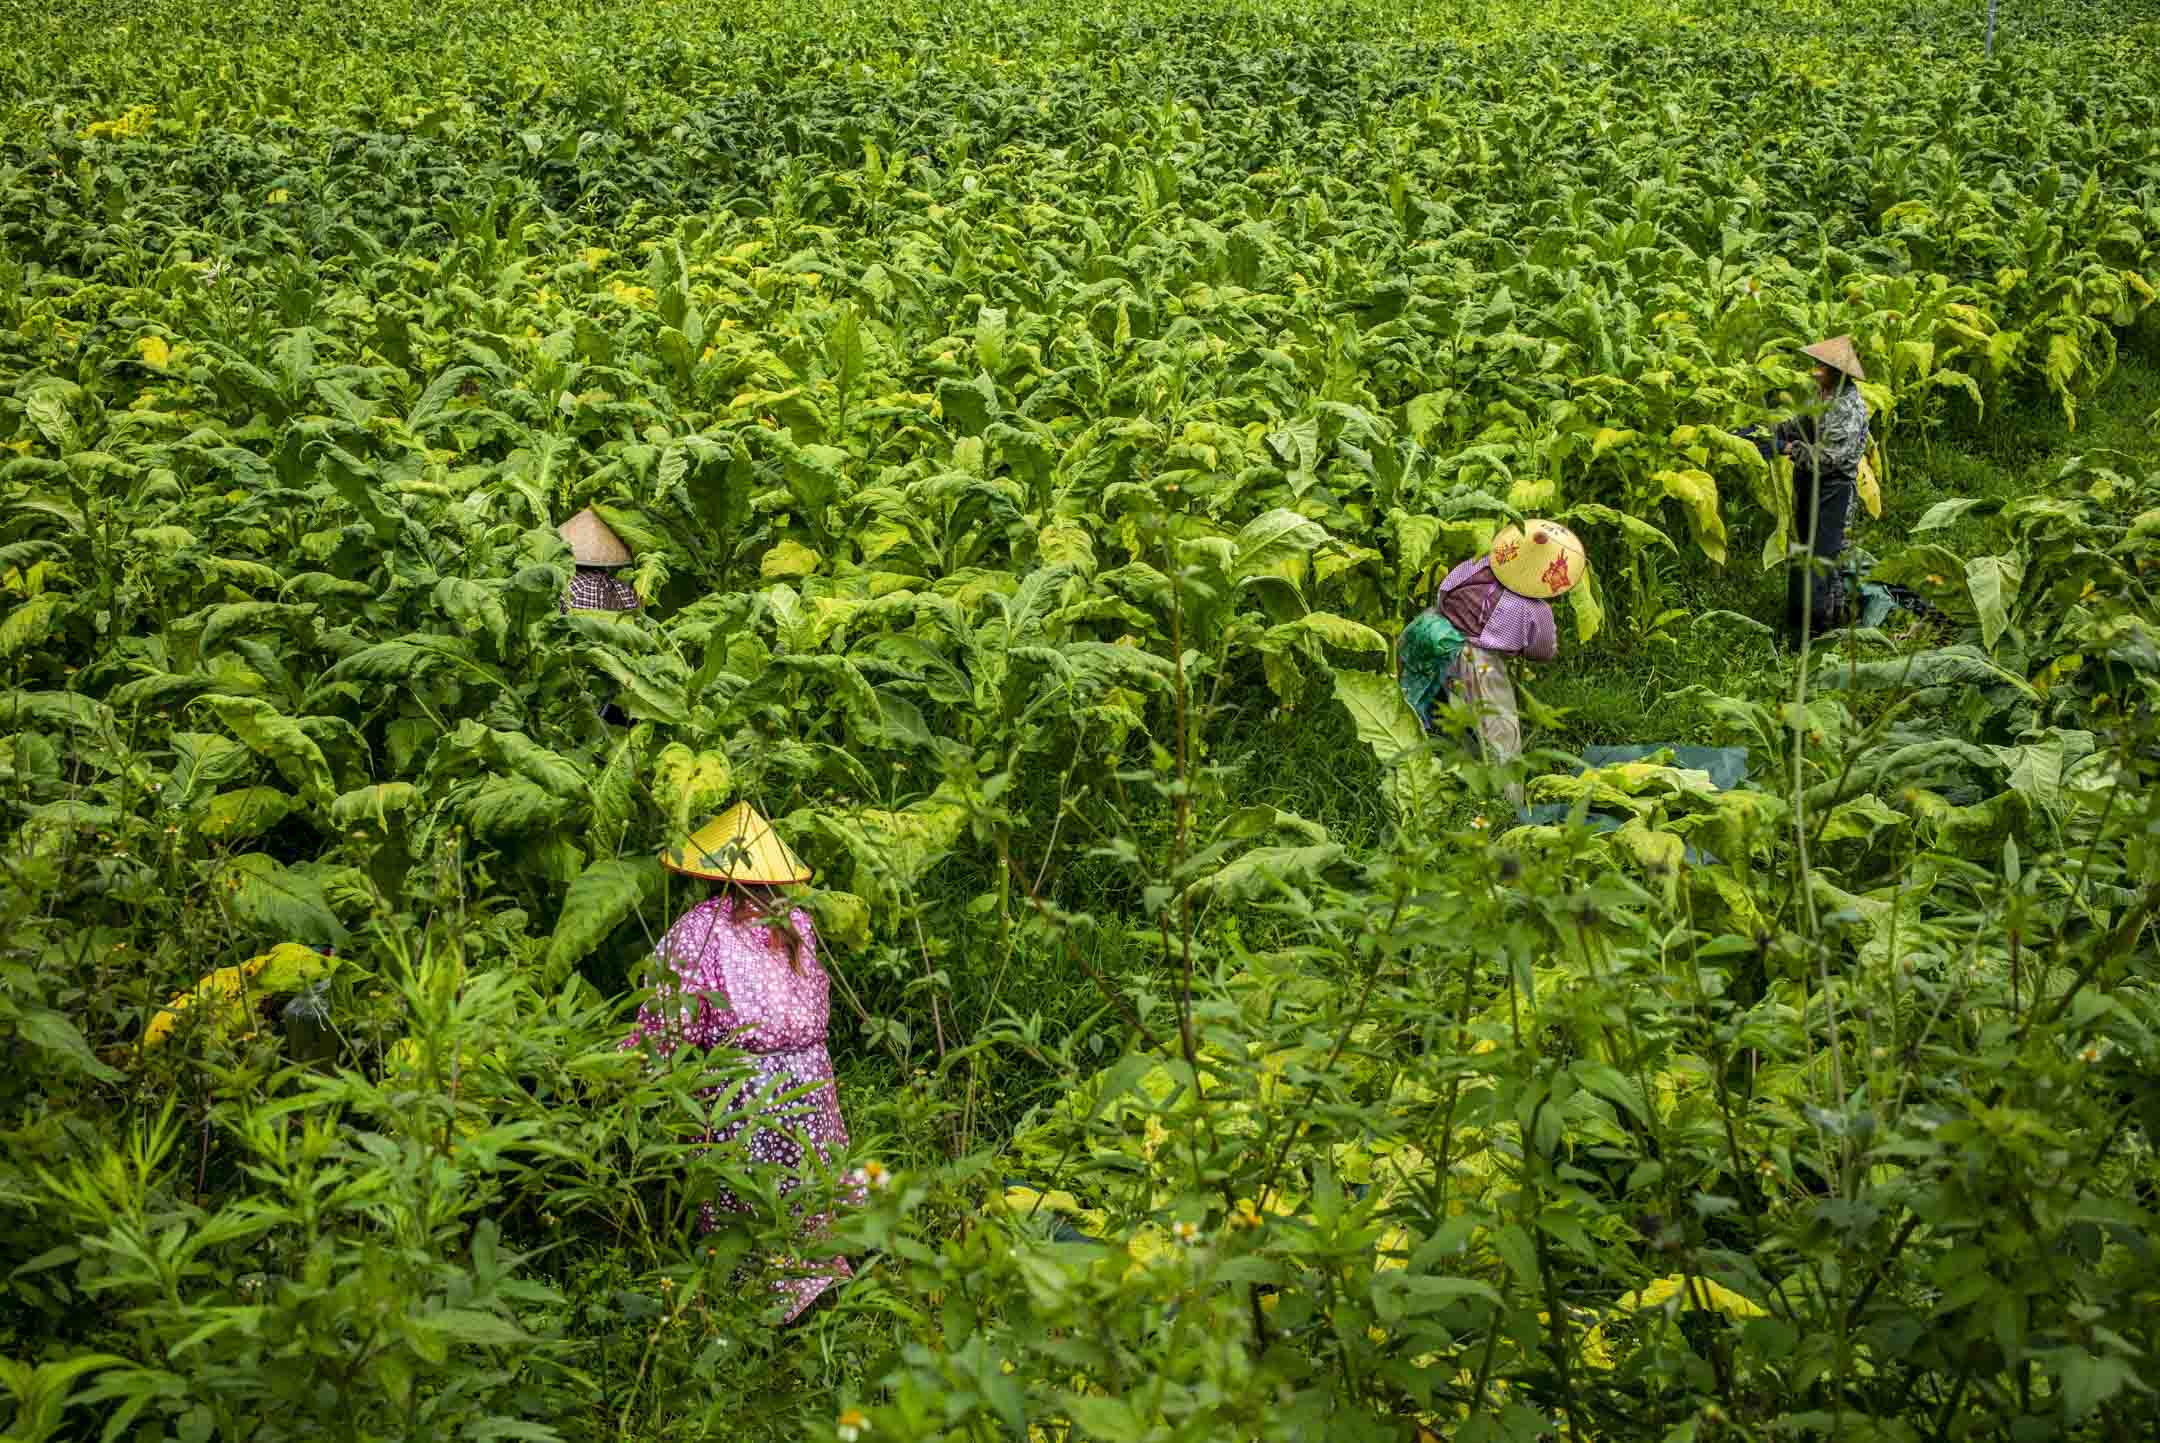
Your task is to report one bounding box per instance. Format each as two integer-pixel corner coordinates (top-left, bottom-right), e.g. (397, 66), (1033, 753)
(1798, 384), (1870, 479)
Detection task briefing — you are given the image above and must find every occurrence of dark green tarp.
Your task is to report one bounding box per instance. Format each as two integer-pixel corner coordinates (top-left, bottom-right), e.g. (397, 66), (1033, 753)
(1520, 744), (1751, 864)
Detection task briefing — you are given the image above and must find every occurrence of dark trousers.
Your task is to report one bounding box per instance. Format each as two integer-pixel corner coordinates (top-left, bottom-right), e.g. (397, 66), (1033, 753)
(1740, 423), (1854, 644)
(1787, 449), (1854, 644)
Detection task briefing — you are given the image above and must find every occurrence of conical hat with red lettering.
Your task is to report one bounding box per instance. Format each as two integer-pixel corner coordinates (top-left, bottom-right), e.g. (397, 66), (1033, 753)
(1489, 520), (1586, 600)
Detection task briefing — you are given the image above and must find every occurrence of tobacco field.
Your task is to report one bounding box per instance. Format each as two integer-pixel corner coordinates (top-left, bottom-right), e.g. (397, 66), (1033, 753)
(4, 0), (2160, 1436)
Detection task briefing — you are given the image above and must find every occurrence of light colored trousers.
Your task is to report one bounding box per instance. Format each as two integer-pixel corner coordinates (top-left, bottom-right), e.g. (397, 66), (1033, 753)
(1449, 645), (1524, 806)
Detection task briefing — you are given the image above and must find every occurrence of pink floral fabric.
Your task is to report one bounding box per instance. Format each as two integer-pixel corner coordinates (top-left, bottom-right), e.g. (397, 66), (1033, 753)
(620, 893), (858, 1323)
(562, 567), (642, 614)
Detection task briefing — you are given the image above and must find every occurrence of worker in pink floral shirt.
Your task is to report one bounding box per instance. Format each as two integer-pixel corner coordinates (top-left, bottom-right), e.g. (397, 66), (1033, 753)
(622, 802), (860, 1325)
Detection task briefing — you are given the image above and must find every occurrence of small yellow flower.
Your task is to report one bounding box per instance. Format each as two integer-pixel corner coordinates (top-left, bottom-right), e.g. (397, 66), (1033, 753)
(852, 1161), (892, 1191)
(1172, 1220), (1202, 1246)
(837, 1408), (869, 1441)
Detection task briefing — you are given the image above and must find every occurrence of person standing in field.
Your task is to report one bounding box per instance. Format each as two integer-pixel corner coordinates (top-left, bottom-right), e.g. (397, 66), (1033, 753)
(1775, 335), (1871, 646)
(559, 508), (642, 617)
(1395, 520), (1586, 808)
(621, 802), (862, 1325)
(558, 508), (640, 725)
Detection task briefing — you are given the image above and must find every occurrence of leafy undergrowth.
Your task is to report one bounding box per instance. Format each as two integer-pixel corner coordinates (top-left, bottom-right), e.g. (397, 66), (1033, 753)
(4, 0), (2160, 1438)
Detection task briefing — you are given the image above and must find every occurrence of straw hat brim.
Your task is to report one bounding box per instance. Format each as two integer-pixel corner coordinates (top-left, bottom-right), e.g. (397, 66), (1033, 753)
(1801, 336), (1866, 382)
(559, 508), (633, 567)
(1489, 521), (1587, 600)
(661, 801), (813, 885)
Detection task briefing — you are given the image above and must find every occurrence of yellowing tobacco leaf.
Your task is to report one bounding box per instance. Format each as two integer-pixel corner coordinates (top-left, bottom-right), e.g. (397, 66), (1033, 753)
(1617, 1273), (1768, 1320)
(1652, 468), (1727, 566)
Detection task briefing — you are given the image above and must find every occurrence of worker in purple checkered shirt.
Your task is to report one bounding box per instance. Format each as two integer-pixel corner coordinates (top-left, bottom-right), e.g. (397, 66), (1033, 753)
(558, 509), (641, 724)
(1396, 521), (1587, 808)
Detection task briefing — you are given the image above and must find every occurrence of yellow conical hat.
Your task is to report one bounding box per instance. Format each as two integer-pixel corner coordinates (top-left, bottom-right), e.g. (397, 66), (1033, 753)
(559, 508), (632, 567)
(660, 801), (812, 885)
(1489, 520), (1586, 600)
(1801, 334), (1865, 382)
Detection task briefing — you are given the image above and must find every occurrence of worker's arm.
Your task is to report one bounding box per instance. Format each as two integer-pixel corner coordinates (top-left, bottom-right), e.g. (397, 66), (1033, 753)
(1522, 602), (1559, 662)
(1786, 391), (1868, 477)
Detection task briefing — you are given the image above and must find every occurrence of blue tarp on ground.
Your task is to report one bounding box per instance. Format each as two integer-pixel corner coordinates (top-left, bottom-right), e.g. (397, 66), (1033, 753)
(1856, 581), (1898, 631)
(1519, 745), (1751, 864)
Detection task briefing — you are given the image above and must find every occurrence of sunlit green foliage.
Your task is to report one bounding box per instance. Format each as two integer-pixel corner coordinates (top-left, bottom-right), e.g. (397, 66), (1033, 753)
(3, 0), (2159, 1436)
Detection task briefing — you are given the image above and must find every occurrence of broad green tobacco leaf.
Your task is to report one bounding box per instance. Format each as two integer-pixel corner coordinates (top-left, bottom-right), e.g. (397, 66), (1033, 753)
(1563, 503), (1675, 557)
(1913, 497), (1997, 532)
(1615, 816), (1676, 907)
(589, 724), (652, 855)
(804, 889), (872, 951)
(18, 1008), (121, 1082)
(197, 695), (335, 805)
(804, 787), (970, 910)
(1329, 668), (1444, 823)
(221, 853), (347, 947)
(435, 577), (510, 657)
(761, 539), (822, 579)
(1988, 728), (2097, 818)
(1037, 520), (1097, 574)
(1232, 508), (1328, 587)
(579, 649), (687, 725)
(1652, 468), (1727, 566)
(330, 783), (421, 830)
(1964, 552), (2025, 652)
(199, 787), (294, 839)
(652, 743), (733, 841)
(1820, 792), (1907, 844)
(461, 778), (567, 840)
(543, 858), (652, 988)
(1387, 509), (1443, 593)
(169, 733), (250, 800)
(0, 594), (62, 655)
(1265, 612), (1389, 653)
(197, 601), (315, 654)
(24, 383), (80, 454)
(1185, 842), (1344, 903)
(487, 728), (588, 798)
(1569, 561), (1605, 643)
(1330, 668), (1425, 763)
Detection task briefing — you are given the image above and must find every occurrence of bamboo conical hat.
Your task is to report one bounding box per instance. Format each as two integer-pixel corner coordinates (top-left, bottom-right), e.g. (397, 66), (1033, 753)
(1489, 520), (1587, 600)
(660, 801), (812, 885)
(1801, 334), (1866, 382)
(559, 508), (632, 568)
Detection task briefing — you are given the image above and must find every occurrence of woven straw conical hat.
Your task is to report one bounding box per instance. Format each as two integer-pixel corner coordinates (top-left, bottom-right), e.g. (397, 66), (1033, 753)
(661, 801), (812, 885)
(1489, 520), (1587, 600)
(559, 509), (632, 568)
(1801, 335), (1866, 382)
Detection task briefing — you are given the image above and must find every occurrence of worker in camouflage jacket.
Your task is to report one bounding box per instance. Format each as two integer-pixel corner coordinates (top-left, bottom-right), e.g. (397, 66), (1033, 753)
(1760, 335), (1871, 646)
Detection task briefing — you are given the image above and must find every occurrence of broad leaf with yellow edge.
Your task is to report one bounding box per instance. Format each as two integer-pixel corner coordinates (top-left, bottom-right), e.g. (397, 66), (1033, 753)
(760, 538), (822, 579)
(652, 743), (734, 841)
(1651, 468), (1727, 565)
(142, 943), (330, 1050)
(1617, 1274), (1768, 1319)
